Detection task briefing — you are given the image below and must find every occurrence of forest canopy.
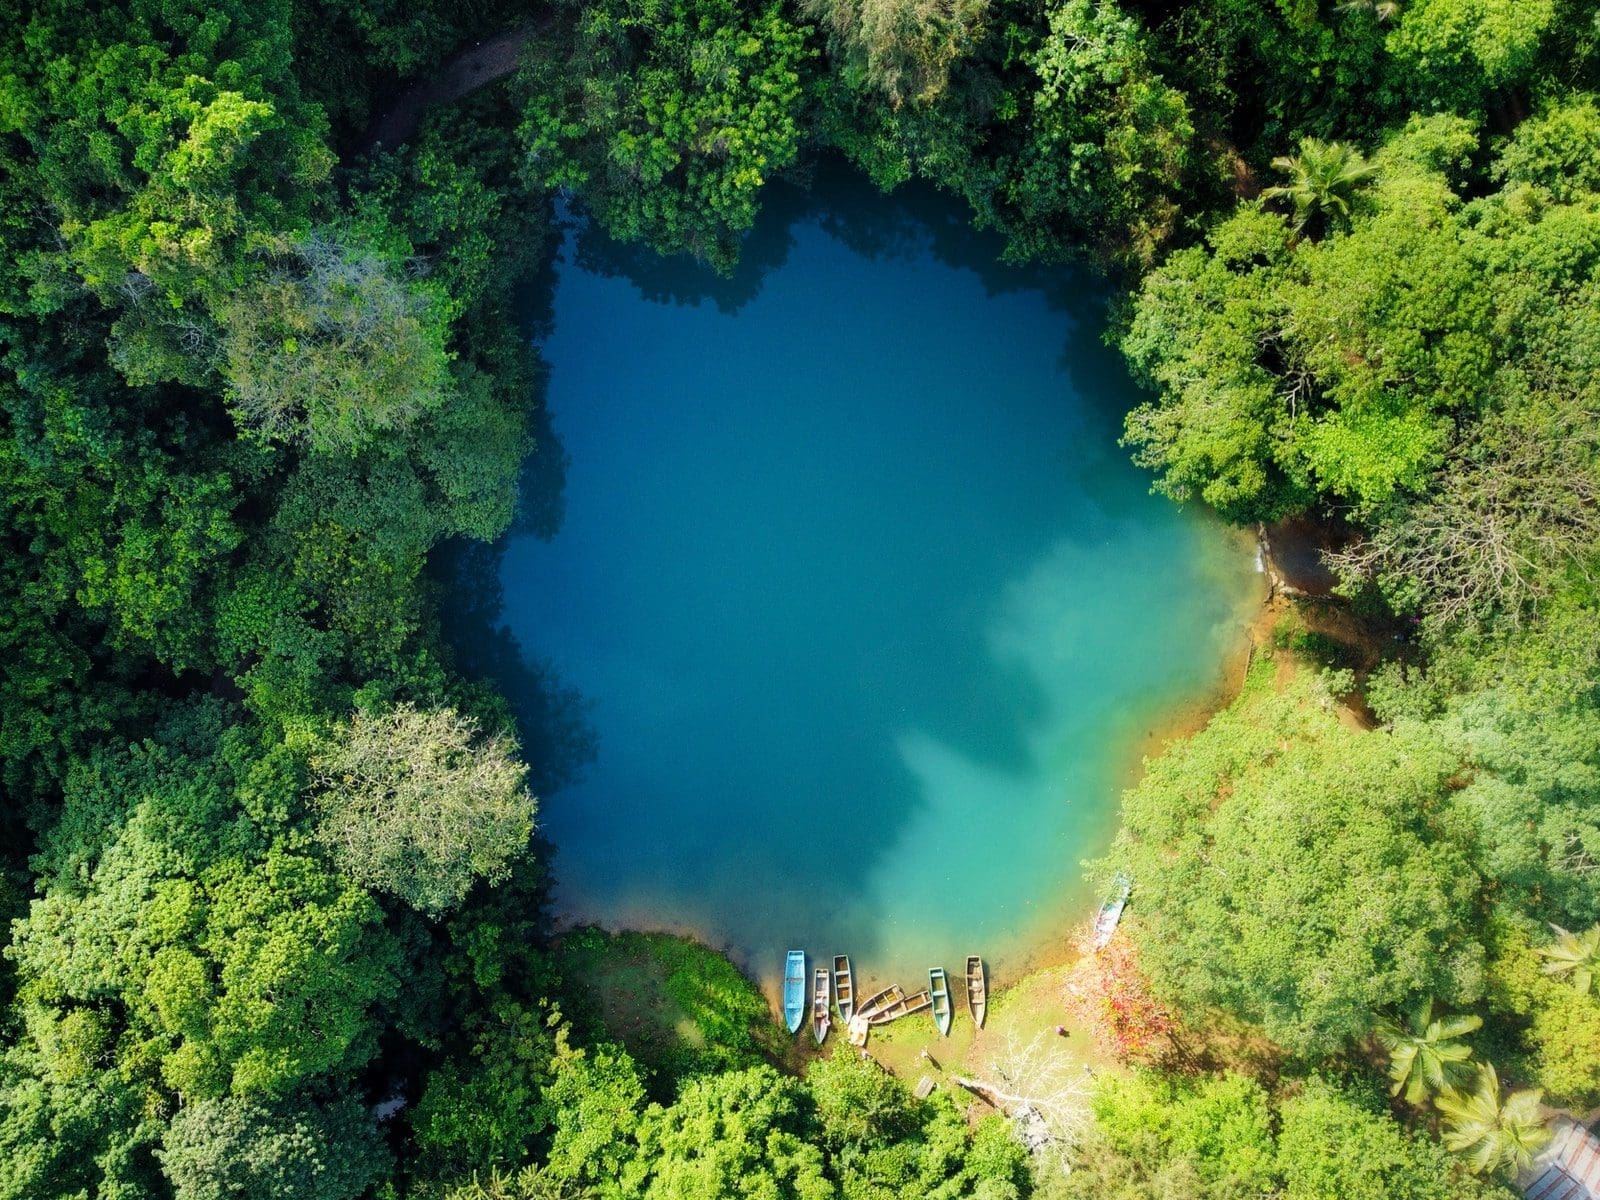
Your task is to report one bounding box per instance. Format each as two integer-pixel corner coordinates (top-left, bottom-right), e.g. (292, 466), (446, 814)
(2, 0), (1599, 1195)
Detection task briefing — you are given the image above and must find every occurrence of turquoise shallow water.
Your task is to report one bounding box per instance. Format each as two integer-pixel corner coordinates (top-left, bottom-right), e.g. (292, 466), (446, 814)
(468, 166), (1258, 989)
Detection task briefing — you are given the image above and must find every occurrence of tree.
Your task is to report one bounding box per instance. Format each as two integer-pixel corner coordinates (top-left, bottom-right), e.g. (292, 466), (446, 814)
(1276, 1078), (1511, 1200)
(1384, 0), (1556, 112)
(805, 1052), (920, 1152)
(1493, 95), (1600, 202)
(1122, 114), (1513, 518)
(215, 227), (452, 452)
(1261, 139), (1377, 240)
(1484, 921), (1600, 1109)
(624, 1066), (833, 1199)
(999, 0), (1194, 265)
(1327, 401), (1600, 629)
(309, 703), (534, 917)
(1062, 1072), (1278, 1196)
(6, 705), (402, 1102)
(410, 996), (563, 1174)
(951, 1030), (1094, 1156)
(1435, 1064), (1550, 1177)
(802, 0), (986, 106)
(1536, 923), (1600, 995)
(159, 1094), (388, 1200)
(1104, 670), (1485, 1057)
(1377, 1000), (1482, 1105)
(515, 0), (811, 271)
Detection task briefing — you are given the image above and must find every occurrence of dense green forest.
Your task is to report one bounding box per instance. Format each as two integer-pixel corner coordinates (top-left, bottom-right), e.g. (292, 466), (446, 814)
(2, 0), (1599, 1195)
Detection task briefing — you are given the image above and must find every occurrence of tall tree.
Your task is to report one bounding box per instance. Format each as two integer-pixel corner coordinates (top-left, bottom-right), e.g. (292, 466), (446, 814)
(1435, 1064), (1549, 1177)
(1376, 1000), (1483, 1105)
(1104, 671), (1485, 1057)
(309, 703), (534, 918)
(1261, 139), (1377, 240)
(515, 0), (811, 270)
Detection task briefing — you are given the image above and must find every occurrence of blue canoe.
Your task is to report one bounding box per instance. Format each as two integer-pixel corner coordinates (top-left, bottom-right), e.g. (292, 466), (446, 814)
(783, 951), (806, 1034)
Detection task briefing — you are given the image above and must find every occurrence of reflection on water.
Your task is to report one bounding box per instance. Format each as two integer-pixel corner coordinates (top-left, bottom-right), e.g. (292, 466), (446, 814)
(448, 160), (1260, 986)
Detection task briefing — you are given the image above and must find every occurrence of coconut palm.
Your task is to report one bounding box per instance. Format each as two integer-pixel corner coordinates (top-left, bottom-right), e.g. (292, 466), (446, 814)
(1261, 139), (1378, 241)
(1376, 999), (1482, 1105)
(1536, 922), (1600, 994)
(1435, 1063), (1550, 1176)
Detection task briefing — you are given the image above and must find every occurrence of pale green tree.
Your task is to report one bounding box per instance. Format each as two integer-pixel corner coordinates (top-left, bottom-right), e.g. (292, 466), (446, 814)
(1537, 923), (1600, 995)
(1436, 1065), (1549, 1176)
(1261, 139), (1378, 240)
(310, 703), (534, 917)
(1376, 1000), (1482, 1104)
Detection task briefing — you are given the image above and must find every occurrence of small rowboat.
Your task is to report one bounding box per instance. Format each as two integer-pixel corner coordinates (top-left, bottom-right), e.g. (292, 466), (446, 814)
(812, 968), (831, 1045)
(869, 988), (930, 1025)
(966, 956), (987, 1028)
(856, 984), (901, 1021)
(833, 955), (855, 1024)
(783, 951), (806, 1034)
(929, 967), (953, 1036)
(1092, 873), (1133, 948)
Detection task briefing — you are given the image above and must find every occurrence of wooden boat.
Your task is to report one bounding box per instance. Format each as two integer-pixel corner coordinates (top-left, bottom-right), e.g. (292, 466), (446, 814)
(929, 967), (953, 1036)
(832, 955), (855, 1024)
(812, 967), (832, 1045)
(965, 956), (987, 1028)
(783, 951), (806, 1034)
(869, 988), (931, 1025)
(856, 983), (902, 1021)
(845, 1012), (872, 1047)
(1092, 873), (1133, 949)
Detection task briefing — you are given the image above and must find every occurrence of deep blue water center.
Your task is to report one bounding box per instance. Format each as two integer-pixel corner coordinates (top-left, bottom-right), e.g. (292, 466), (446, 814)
(466, 165), (1256, 989)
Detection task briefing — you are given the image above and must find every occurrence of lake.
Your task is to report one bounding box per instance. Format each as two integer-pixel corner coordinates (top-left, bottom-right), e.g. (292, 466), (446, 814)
(465, 164), (1259, 992)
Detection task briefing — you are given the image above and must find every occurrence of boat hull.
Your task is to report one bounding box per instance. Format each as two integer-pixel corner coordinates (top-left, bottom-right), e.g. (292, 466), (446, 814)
(929, 967), (953, 1037)
(812, 967), (832, 1045)
(965, 955), (987, 1029)
(832, 955), (854, 1024)
(783, 951), (806, 1034)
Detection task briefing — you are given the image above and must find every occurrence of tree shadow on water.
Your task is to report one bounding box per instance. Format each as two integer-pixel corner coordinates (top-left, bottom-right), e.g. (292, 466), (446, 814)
(511, 387), (570, 540)
(433, 537), (598, 799)
(563, 177), (821, 313)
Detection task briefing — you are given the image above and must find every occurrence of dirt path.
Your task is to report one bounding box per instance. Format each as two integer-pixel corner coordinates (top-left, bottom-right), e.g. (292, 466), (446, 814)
(363, 22), (545, 152)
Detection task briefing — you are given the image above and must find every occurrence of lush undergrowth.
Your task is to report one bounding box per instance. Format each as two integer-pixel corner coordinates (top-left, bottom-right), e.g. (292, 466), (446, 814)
(2, 0), (1599, 1195)
(551, 930), (789, 1090)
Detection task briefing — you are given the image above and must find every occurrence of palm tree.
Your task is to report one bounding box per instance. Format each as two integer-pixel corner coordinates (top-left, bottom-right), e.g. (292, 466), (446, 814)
(1536, 922), (1600, 994)
(1376, 1000), (1482, 1105)
(1334, 0), (1402, 22)
(1260, 139), (1378, 241)
(1435, 1063), (1550, 1177)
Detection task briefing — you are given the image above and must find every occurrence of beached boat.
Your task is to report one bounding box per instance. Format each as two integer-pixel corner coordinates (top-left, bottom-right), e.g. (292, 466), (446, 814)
(869, 987), (930, 1025)
(856, 983), (901, 1021)
(783, 951), (806, 1034)
(812, 968), (831, 1045)
(832, 955), (855, 1024)
(929, 967), (953, 1036)
(965, 956), (987, 1028)
(1092, 873), (1133, 948)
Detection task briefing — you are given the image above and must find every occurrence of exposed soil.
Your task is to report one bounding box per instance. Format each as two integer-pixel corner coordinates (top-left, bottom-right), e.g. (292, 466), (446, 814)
(851, 959), (1111, 1097)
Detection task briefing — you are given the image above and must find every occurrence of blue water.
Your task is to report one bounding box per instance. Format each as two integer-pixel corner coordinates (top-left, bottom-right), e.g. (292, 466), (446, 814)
(476, 167), (1257, 988)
